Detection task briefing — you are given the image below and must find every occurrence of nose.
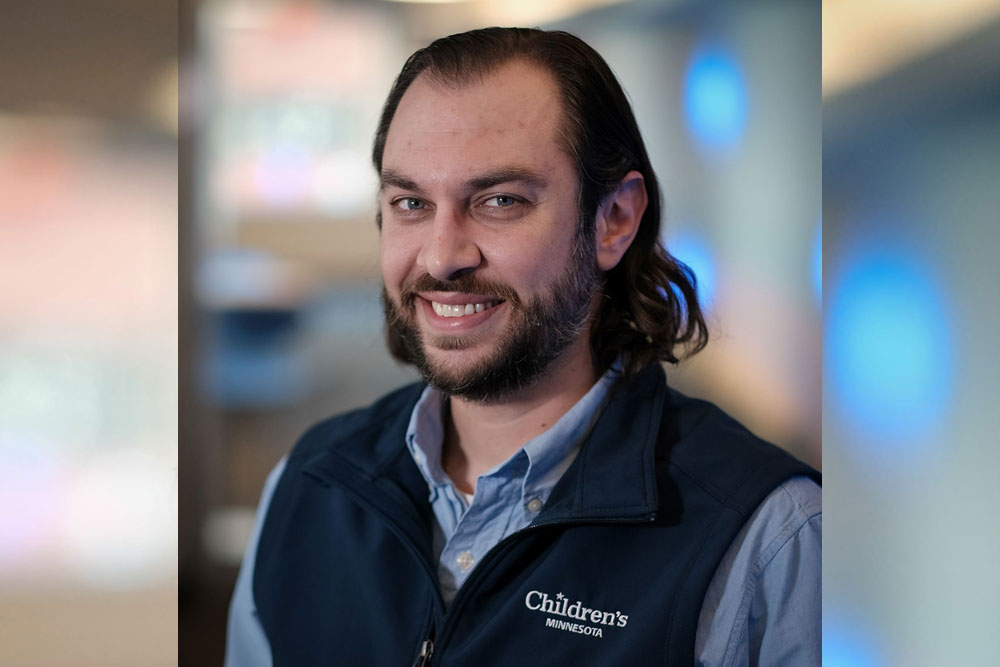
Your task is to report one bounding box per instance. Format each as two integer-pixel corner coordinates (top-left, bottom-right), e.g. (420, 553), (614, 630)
(416, 207), (482, 281)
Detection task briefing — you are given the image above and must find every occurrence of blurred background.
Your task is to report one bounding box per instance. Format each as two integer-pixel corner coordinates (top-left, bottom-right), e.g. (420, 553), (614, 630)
(0, 1), (178, 666)
(180, 0), (820, 663)
(3, 0), (997, 665)
(823, 1), (1000, 665)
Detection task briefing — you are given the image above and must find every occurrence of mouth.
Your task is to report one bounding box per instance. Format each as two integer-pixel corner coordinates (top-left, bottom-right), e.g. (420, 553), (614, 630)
(429, 299), (504, 318)
(415, 292), (509, 333)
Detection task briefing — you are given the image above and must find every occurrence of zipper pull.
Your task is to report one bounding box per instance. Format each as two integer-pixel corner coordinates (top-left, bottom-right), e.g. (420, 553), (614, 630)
(412, 639), (434, 667)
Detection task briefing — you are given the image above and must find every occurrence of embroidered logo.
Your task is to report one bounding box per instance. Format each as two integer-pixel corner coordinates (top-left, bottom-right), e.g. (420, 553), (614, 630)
(524, 590), (628, 639)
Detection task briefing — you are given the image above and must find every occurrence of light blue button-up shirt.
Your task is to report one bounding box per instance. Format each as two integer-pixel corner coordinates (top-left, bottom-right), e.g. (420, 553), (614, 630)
(226, 370), (822, 666)
(404, 367), (619, 604)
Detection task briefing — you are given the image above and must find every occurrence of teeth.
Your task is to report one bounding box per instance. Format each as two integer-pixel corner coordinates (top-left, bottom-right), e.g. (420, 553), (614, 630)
(431, 300), (497, 318)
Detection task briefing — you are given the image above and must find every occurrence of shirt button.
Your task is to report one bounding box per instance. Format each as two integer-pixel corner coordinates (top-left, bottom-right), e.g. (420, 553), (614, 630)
(456, 550), (475, 572)
(527, 497), (543, 512)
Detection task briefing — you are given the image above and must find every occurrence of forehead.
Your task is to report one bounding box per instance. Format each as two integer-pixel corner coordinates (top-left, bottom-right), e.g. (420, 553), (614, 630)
(382, 60), (569, 181)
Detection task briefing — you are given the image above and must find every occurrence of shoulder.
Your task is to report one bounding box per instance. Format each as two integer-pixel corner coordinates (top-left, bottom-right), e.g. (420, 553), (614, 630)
(696, 476), (822, 666)
(252, 380), (427, 566)
(662, 389), (786, 464)
(657, 387), (820, 510)
(708, 475), (821, 590)
(734, 476), (822, 566)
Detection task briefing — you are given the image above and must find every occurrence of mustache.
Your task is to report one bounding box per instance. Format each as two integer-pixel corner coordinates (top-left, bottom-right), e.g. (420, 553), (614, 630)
(400, 274), (522, 309)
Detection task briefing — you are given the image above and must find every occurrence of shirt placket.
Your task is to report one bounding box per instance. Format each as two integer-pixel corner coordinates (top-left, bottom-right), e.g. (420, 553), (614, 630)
(438, 463), (526, 602)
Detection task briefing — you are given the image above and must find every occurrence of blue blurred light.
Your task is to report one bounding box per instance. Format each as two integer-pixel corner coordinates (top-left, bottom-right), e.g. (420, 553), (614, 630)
(824, 612), (881, 667)
(667, 232), (716, 307)
(826, 248), (953, 443)
(684, 46), (747, 152)
(813, 221), (822, 302)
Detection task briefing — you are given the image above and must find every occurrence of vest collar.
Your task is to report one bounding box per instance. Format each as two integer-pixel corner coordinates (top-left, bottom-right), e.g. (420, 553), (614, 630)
(535, 362), (665, 523)
(303, 363), (667, 524)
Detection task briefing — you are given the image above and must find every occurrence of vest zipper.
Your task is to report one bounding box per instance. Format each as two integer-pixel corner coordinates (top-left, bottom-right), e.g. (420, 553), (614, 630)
(411, 639), (434, 667)
(324, 466), (653, 664)
(430, 513), (656, 659)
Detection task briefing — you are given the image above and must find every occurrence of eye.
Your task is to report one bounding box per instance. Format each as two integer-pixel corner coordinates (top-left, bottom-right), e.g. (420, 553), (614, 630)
(483, 194), (519, 208)
(393, 197), (427, 211)
(476, 193), (530, 221)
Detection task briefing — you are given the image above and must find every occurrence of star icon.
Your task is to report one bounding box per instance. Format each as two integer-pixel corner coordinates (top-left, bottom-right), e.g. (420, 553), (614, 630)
(556, 592), (564, 600)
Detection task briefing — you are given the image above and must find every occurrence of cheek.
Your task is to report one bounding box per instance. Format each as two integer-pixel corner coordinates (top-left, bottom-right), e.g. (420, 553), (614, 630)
(480, 233), (569, 291)
(379, 230), (416, 293)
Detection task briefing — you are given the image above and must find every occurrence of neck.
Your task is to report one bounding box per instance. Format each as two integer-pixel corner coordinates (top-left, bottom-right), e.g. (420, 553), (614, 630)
(441, 337), (600, 495)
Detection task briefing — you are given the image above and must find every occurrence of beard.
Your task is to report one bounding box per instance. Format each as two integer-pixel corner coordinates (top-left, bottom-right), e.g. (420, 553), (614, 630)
(381, 231), (599, 404)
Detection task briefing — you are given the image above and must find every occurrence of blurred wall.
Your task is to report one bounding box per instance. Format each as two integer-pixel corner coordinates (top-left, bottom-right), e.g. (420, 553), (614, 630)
(823, 10), (1000, 665)
(181, 0), (820, 663)
(0, 1), (177, 666)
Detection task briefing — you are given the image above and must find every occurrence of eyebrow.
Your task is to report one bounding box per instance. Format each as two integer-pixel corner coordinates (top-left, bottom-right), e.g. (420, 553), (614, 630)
(379, 166), (548, 194)
(379, 169), (420, 193)
(466, 167), (548, 191)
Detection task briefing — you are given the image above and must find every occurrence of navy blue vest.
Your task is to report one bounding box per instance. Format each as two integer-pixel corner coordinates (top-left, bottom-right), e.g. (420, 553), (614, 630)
(253, 364), (819, 666)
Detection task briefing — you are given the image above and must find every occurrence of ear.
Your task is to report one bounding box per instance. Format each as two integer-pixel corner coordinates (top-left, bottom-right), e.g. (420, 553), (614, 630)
(595, 170), (647, 271)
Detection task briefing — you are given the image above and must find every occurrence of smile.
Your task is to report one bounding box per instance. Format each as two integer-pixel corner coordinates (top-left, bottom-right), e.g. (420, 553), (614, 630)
(431, 300), (501, 318)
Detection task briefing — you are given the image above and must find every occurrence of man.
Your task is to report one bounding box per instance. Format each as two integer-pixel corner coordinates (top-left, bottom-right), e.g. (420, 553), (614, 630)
(227, 28), (820, 666)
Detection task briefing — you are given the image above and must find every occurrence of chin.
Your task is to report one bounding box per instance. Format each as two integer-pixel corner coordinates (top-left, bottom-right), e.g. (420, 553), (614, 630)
(423, 342), (494, 378)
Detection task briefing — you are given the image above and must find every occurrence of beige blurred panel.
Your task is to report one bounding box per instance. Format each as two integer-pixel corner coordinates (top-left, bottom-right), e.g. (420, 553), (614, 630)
(0, 114), (177, 658)
(823, 0), (1000, 98)
(0, 587), (177, 667)
(0, 0), (178, 664)
(0, 119), (177, 331)
(211, 2), (397, 103)
(471, 0), (626, 25)
(670, 307), (821, 470)
(399, 0), (632, 39)
(235, 217), (381, 280)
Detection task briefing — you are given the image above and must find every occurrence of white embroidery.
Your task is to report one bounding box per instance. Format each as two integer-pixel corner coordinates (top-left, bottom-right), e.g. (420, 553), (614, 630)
(524, 589), (629, 639)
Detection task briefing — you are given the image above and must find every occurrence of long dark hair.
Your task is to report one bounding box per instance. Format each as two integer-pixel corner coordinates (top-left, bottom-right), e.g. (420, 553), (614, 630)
(373, 27), (708, 378)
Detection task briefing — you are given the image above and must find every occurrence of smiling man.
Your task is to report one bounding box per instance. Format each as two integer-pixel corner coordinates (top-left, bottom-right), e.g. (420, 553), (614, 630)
(226, 28), (820, 667)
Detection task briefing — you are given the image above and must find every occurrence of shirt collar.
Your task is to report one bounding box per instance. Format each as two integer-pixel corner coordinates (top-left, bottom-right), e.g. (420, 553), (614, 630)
(405, 365), (620, 501)
(405, 386), (449, 489)
(519, 367), (618, 500)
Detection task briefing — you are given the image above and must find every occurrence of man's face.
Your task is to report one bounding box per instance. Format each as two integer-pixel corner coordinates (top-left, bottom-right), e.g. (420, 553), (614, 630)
(379, 60), (598, 402)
